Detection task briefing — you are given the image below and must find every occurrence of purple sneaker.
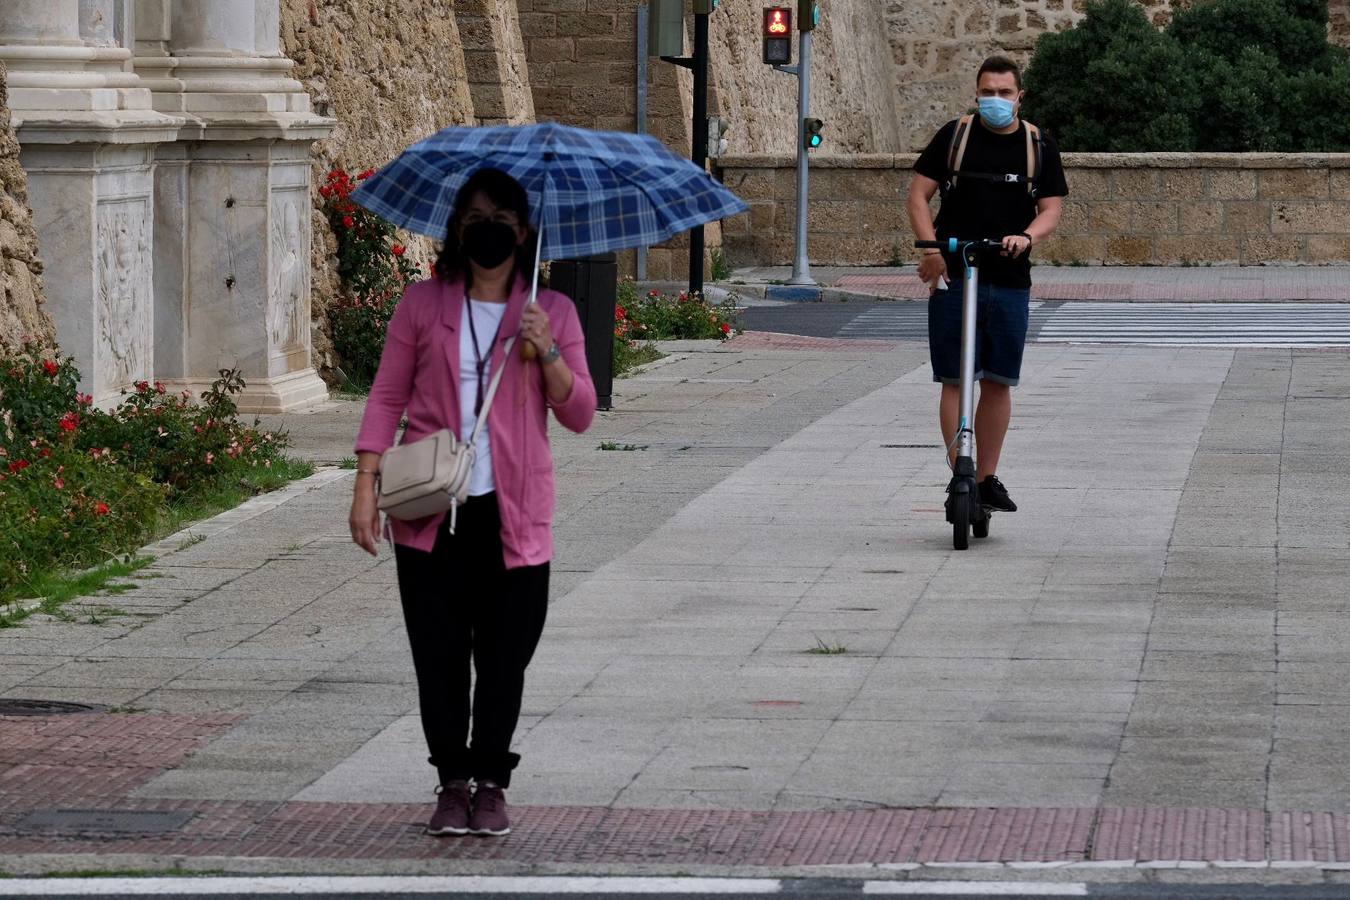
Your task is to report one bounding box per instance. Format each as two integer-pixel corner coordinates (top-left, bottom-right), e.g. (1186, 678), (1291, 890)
(426, 780), (471, 836)
(468, 782), (511, 836)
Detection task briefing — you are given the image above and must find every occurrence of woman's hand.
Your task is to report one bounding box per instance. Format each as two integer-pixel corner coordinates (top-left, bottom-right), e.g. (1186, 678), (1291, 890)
(918, 251), (948, 290)
(520, 303), (555, 356)
(350, 467), (381, 556)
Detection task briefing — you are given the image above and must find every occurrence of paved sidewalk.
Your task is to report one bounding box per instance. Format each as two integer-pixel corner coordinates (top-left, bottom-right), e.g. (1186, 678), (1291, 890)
(2, 319), (1350, 881)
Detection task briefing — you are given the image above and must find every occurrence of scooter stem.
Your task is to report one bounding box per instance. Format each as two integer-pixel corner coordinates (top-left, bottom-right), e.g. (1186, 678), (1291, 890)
(956, 248), (980, 462)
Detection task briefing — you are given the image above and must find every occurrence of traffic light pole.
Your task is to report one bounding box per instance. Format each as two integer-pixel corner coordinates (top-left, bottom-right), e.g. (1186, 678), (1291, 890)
(661, 10), (710, 296)
(690, 10), (709, 296)
(790, 25), (814, 286)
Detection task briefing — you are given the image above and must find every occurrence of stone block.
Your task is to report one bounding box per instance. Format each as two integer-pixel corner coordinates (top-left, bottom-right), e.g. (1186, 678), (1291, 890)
(859, 200), (906, 234)
(1331, 170), (1350, 200)
(1066, 168), (1112, 200)
(555, 12), (613, 36)
(1206, 169), (1258, 200)
(808, 235), (893, 265)
(1257, 168), (1329, 200)
(519, 14), (557, 36)
(749, 203), (776, 232)
(530, 37), (575, 59)
(1040, 233), (1106, 264)
(551, 61), (615, 85)
(1152, 235), (1240, 265)
(1223, 200), (1271, 234)
(1129, 200), (1178, 232)
(571, 84), (633, 115)
(1158, 170), (1205, 200)
(1272, 201), (1350, 234)
(1103, 235), (1151, 265)
(1240, 235), (1304, 265)
(1111, 168), (1160, 199)
(773, 169), (797, 201)
(575, 36), (628, 62)
(806, 200), (860, 234)
(722, 169), (775, 202)
(533, 0), (588, 10)
(1305, 235), (1350, 262)
(1178, 201), (1223, 234)
(721, 211), (751, 236)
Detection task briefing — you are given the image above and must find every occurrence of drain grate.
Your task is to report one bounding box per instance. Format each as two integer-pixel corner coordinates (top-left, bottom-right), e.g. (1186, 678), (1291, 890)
(16, 809), (194, 835)
(0, 698), (102, 716)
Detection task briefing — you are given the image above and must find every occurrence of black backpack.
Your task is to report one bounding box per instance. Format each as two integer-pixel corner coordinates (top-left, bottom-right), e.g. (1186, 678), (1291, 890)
(944, 114), (1043, 198)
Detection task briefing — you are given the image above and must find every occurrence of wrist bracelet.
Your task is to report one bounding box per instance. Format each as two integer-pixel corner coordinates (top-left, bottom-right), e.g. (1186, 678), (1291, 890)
(355, 468), (379, 477)
(922, 249), (942, 255)
(1019, 232), (1033, 244)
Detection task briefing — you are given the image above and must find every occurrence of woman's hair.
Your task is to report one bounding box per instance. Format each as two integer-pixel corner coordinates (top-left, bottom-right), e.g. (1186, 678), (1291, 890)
(434, 168), (538, 291)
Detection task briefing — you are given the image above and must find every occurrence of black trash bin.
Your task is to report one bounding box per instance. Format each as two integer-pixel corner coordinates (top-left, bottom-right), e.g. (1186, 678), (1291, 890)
(548, 253), (616, 410)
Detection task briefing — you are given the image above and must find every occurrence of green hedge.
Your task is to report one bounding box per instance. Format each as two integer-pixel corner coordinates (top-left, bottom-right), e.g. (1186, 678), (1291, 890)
(1022, 0), (1350, 151)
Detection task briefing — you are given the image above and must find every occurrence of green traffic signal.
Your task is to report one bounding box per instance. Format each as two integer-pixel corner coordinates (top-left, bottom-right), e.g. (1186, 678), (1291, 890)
(803, 117), (824, 150)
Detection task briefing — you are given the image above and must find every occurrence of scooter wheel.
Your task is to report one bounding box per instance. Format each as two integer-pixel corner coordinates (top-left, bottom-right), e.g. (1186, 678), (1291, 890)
(972, 515), (989, 539)
(951, 494), (971, 551)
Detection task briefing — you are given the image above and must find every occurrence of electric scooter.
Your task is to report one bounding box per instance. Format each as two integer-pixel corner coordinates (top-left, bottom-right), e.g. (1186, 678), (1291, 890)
(915, 237), (1003, 551)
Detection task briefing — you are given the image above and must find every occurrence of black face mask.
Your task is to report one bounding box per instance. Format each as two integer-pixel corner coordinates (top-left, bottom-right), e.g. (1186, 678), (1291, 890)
(461, 220), (519, 270)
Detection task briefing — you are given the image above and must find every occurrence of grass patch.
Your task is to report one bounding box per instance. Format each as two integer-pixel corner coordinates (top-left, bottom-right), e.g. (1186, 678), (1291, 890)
(152, 457), (313, 541)
(0, 555), (153, 629)
(614, 341), (663, 378)
(338, 456), (358, 469)
(598, 442), (647, 452)
(806, 636), (848, 655)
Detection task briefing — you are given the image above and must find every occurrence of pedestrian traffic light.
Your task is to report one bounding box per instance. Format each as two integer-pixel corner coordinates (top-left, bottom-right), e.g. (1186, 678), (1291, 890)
(762, 7), (792, 64)
(707, 116), (730, 158)
(648, 0), (685, 57)
(799, 0), (819, 30)
(803, 117), (824, 150)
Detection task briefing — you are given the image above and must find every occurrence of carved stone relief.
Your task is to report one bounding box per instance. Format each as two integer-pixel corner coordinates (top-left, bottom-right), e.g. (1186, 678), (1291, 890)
(268, 188), (308, 357)
(96, 199), (153, 392)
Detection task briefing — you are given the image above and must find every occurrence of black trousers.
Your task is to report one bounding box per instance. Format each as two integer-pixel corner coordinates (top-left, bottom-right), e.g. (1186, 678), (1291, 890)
(393, 493), (549, 789)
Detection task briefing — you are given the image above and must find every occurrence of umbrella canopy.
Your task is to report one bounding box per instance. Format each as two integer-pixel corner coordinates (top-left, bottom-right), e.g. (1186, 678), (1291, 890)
(350, 122), (749, 261)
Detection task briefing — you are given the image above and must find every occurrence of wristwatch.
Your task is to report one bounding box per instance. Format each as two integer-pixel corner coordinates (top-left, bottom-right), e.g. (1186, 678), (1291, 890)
(542, 342), (562, 364)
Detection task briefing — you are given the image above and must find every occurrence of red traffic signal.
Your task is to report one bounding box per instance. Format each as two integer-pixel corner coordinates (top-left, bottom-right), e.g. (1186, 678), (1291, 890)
(762, 7), (792, 64)
(763, 6), (792, 36)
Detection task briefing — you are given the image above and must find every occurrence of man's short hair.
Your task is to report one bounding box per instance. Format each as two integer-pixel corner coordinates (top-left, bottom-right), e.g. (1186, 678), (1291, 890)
(977, 56), (1022, 89)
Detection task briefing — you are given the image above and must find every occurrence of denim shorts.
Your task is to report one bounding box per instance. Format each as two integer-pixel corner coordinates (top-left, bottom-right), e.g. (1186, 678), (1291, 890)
(927, 282), (1031, 387)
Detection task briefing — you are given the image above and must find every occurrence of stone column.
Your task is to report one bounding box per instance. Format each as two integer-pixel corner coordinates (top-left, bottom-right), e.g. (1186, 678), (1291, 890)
(2, 0), (183, 405)
(134, 0), (334, 413)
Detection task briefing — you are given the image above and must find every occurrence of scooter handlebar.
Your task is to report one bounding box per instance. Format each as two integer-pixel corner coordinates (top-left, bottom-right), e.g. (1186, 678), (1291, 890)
(914, 238), (1003, 253)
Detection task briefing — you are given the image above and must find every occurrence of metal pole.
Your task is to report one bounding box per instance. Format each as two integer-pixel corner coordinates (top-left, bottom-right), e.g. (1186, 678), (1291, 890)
(689, 10), (709, 296)
(635, 2), (649, 281)
(788, 26), (814, 286)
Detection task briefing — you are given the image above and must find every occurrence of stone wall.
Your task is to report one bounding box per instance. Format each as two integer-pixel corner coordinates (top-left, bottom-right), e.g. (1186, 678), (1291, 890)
(0, 63), (51, 355)
(719, 153), (1350, 266)
(889, 0), (1350, 149)
(280, 0), (476, 373)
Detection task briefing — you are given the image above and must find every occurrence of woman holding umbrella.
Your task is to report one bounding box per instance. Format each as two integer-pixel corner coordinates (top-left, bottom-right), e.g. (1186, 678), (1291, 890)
(349, 167), (596, 838)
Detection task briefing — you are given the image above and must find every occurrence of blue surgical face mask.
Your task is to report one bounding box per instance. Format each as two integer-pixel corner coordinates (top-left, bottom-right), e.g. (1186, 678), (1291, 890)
(978, 95), (1017, 129)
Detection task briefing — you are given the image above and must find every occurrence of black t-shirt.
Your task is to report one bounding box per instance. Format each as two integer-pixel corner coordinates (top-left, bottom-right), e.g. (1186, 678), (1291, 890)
(914, 119), (1068, 289)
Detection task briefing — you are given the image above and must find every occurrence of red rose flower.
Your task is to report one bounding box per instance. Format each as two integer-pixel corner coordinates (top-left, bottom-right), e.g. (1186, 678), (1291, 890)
(359, 168), (376, 180)
(135, 380), (150, 393)
(342, 215), (355, 228)
(59, 412), (79, 433)
(721, 322), (731, 334)
(391, 244), (406, 257)
(43, 360), (58, 376)
(319, 185), (333, 198)
(76, 393), (93, 407)
(155, 381), (166, 394)
(95, 502), (110, 516)
(53, 477), (65, 490)
(7, 459), (28, 474)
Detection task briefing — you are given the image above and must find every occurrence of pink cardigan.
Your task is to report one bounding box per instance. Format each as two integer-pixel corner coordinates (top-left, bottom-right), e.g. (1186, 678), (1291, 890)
(354, 276), (596, 567)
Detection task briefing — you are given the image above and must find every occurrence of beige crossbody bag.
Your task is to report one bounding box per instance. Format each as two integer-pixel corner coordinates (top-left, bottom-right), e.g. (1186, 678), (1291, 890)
(377, 335), (517, 534)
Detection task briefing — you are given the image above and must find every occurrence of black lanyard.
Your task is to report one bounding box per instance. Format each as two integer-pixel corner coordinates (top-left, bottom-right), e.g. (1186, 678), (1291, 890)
(466, 300), (505, 417)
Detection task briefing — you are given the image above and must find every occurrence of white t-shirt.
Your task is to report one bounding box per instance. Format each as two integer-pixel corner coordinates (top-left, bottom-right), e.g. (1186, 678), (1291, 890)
(459, 299), (508, 497)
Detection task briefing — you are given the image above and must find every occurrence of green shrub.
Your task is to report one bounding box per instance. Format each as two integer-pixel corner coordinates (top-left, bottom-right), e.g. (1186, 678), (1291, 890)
(321, 167), (423, 389)
(1022, 0), (1350, 151)
(0, 341), (298, 602)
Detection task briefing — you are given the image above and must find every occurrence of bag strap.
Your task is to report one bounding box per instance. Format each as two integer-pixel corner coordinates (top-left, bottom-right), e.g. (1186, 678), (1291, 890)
(468, 334), (517, 446)
(1025, 121), (1041, 196)
(946, 114), (974, 190)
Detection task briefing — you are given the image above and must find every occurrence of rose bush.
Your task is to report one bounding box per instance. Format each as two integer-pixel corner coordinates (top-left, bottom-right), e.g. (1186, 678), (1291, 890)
(0, 340), (297, 603)
(321, 167), (423, 389)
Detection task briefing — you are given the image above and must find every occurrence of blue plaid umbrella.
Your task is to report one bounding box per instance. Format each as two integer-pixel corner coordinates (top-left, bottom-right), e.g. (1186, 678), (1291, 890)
(351, 122), (749, 262)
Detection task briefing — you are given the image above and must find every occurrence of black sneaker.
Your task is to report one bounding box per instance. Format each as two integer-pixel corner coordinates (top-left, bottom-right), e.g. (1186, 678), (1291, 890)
(978, 475), (1017, 512)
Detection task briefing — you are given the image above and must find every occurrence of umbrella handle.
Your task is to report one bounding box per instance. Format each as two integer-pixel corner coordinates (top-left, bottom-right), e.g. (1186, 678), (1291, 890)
(519, 203), (547, 361)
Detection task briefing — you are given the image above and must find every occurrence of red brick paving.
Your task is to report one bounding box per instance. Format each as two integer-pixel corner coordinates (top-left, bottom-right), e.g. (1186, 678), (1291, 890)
(4, 712), (1350, 865)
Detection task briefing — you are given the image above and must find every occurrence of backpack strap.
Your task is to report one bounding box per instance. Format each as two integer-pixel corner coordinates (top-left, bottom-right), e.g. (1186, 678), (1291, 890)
(1024, 121), (1042, 197)
(945, 114), (975, 191)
